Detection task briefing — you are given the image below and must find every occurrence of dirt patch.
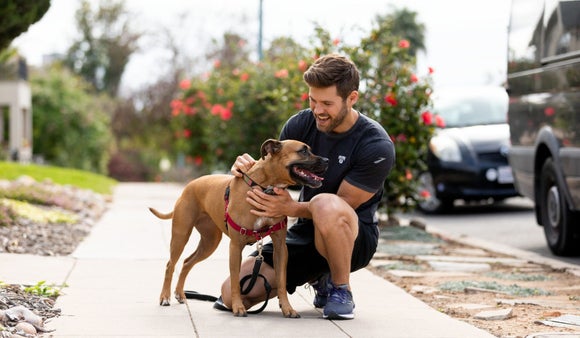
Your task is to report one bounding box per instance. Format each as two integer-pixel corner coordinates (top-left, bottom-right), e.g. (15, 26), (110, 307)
(368, 223), (580, 338)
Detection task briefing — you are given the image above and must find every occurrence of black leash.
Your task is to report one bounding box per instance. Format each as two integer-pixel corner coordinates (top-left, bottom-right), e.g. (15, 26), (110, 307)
(184, 253), (272, 314)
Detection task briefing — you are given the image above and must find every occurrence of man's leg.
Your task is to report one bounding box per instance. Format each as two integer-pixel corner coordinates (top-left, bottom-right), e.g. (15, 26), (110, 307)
(309, 193), (358, 288)
(219, 256), (278, 310)
(309, 193), (358, 319)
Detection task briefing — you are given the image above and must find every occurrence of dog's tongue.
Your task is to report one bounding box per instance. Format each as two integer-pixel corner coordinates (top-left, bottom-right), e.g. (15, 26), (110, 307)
(294, 168), (324, 181)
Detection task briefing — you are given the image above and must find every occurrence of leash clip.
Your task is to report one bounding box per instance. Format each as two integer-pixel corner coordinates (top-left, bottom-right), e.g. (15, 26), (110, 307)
(256, 238), (264, 260)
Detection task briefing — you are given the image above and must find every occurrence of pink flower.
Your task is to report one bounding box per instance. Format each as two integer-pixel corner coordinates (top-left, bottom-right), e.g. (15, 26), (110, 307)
(410, 74), (418, 83)
(405, 169), (413, 180)
(240, 73), (250, 82)
(214, 60), (221, 68)
(179, 79), (191, 90)
(220, 109), (232, 121)
(544, 107), (555, 117)
(428, 67), (434, 74)
(435, 115), (446, 128)
(298, 60), (308, 72)
(398, 39), (410, 48)
(211, 104), (223, 116)
(275, 69), (289, 78)
(420, 190), (431, 198)
(183, 129), (192, 138)
(333, 38), (340, 46)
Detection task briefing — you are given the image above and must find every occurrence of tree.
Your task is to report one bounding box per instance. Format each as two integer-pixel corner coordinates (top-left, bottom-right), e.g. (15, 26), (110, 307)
(0, 0), (50, 52)
(64, 0), (140, 97)
(378, 7), (426, 57)
(31, 64), (114, 174)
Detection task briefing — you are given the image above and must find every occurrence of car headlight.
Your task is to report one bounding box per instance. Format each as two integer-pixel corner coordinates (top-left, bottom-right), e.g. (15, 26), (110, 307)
(429, 135), (462, 162)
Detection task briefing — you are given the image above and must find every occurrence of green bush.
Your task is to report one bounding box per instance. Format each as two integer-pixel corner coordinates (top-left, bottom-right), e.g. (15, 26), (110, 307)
(169, 18), (434, 215)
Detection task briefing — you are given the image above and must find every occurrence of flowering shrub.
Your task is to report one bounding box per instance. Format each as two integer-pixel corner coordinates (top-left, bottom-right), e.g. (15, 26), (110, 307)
(170, 20), (436, 215)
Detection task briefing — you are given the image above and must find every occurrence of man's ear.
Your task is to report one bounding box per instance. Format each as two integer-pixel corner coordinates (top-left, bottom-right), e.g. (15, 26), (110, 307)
(260, 139), (283, 159)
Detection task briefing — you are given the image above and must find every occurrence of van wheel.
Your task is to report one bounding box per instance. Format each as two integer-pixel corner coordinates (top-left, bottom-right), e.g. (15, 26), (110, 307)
(417, 171), (453, 214)
(539, 158), (580, 256)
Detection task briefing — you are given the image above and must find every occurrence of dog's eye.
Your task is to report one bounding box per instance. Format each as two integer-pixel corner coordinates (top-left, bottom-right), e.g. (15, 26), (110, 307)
(299, 147), (309, 155)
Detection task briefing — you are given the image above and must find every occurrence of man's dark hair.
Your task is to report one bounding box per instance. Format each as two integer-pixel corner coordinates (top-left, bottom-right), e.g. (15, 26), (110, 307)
(303, 54), (360, 101)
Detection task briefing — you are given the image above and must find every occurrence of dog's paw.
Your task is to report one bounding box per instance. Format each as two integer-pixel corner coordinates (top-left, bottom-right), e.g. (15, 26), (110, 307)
(282, 309), (301, 318)
(232, 304), (248, 317)
(160, 298), (170, 306)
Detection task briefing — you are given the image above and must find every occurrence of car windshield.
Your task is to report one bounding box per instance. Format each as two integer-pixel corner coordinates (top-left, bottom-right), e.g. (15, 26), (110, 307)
(432, 88), (508, 128)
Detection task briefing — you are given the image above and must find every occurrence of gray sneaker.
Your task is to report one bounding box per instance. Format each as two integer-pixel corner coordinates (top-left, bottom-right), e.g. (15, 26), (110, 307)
(323, 284), (355, 320)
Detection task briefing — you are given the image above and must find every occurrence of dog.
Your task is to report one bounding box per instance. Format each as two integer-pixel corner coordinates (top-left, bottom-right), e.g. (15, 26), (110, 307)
(149, 139), (328, 318)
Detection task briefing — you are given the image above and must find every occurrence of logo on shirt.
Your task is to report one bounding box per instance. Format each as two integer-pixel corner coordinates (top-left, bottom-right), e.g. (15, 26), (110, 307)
(338, 155), (346, 164)
(374, 157), (386, 164)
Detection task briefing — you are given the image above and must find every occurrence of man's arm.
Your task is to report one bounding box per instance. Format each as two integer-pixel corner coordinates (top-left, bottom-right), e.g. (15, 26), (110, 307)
(336, 180), (375, 210)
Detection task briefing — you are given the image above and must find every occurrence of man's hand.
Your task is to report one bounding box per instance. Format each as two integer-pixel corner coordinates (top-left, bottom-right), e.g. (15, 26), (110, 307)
(246, 187), (295, 218)
(231, 153), (256, 177)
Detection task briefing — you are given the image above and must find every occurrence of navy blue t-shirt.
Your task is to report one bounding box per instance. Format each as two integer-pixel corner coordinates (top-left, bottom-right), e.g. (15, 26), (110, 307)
(279, 109), (395, 226)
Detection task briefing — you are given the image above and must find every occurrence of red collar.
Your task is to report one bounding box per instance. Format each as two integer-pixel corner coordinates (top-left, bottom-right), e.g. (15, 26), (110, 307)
(224, 185), (287, 241)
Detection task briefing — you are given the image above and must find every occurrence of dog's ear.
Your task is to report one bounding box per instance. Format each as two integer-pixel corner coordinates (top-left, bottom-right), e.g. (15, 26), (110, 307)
(260, 139), (283, 159)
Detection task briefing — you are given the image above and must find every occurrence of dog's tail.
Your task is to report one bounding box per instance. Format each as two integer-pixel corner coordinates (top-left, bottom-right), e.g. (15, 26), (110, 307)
(148, 207), (173, 220)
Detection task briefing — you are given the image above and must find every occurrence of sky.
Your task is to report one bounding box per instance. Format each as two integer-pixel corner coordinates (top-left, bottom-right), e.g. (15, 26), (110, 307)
(11, 0), (511, 94)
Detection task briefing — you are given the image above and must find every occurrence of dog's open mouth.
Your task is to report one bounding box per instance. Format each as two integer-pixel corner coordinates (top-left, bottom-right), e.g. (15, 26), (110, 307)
(290, 163), (327, 188)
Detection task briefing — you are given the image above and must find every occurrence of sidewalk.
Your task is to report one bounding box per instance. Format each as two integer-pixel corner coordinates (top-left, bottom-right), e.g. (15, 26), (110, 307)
(1, 183), (495, 337)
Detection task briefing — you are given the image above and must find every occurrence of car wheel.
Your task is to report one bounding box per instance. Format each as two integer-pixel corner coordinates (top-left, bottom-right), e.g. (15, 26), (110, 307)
(539, 158), (580, 256)
(417, 171), (453, 214)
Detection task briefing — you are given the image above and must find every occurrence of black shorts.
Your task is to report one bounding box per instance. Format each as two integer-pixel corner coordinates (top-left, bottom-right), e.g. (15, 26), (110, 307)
(249, 218), (379, 293)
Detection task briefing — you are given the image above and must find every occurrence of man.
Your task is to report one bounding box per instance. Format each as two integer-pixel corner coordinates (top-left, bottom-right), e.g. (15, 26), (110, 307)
(217, 53), (395, 319)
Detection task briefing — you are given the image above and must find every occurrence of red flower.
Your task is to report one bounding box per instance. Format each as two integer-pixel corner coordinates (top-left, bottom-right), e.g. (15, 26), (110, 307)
(194, 156), (203, 166)
(240, 72), (250, 82)
(384, 93), (397, 106)
(396, 133), (407, 142)
(435, 115), (446, 128)
(544, 107), (555, 117)
(421, 111), (433, 125)
(301, 92), (309, 101)
(420, 190), (431, 198)
(183, 129), (192, 138)
(428, 67), (435, 74)
(398, 39), (410, 48)
(405, 169), (413, 180)
(333, 38), (340, 46)
(214, 60), (221, 68)
(410, 74), (418, 83)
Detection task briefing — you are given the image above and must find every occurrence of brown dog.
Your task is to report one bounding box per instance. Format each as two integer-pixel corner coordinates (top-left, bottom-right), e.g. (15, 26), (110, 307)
(149, 139), (328, 318)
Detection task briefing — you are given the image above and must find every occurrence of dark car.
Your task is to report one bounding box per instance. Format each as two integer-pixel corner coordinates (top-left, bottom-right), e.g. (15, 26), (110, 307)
(507, 0), (580, 256)
(417, 86), (520, 213)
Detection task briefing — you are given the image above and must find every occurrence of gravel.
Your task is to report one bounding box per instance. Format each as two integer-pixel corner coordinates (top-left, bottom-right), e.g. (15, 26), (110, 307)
(0, 176), (110, 337)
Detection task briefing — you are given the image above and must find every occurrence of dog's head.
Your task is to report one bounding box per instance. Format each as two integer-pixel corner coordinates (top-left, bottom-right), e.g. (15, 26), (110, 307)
(260, 139), (328, 188)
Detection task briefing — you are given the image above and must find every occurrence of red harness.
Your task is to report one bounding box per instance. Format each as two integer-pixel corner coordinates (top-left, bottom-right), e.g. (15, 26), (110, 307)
(223, 183), (287, 242)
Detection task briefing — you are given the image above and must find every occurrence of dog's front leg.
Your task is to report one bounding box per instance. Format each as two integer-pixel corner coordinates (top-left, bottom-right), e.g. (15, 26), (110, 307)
(229, 238), (247, 317)
(271, 231), (300, 318)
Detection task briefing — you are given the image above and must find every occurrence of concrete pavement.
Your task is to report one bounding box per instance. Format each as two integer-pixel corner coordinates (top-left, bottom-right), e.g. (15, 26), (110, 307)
(1, 182), (496, 337)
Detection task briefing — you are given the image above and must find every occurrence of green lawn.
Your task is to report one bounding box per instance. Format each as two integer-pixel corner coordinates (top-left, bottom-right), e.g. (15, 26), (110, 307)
(0, 161), (117, 195)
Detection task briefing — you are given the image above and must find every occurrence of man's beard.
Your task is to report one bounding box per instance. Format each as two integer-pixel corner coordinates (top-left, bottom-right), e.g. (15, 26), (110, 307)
(316, 102), (348, 133)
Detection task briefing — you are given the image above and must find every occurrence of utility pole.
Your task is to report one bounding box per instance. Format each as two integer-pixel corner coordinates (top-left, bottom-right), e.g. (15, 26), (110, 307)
(258, 0), (263, 61)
